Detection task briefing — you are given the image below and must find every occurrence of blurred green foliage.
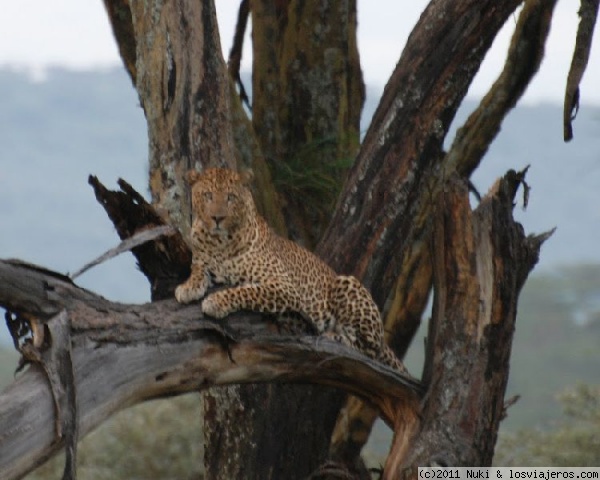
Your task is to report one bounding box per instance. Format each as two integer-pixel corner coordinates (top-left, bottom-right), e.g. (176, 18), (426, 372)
(495, 384), (600, 466)
(502, 265), (600, 428)
(25, 394), (204, 480)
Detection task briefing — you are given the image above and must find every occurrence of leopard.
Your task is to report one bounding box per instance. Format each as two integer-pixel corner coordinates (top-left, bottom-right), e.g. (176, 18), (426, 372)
(174, 167), (405, 371)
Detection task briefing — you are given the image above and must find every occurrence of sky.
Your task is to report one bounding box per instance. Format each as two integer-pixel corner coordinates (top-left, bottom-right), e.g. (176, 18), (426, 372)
(0, 0), (598, 105)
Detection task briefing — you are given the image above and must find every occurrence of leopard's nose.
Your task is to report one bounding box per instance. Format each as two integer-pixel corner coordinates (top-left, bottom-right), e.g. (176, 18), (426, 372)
(212, 216), (225, 227)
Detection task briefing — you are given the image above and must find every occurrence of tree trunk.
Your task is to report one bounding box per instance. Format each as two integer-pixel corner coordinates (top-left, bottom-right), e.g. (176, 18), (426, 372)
(101, 3), (293, 478)
(251, 0), (364, 247)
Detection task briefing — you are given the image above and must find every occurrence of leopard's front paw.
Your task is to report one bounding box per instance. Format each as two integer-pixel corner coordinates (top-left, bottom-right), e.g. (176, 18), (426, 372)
(201, 293), (232, 319)
(174, 283), (206, 304)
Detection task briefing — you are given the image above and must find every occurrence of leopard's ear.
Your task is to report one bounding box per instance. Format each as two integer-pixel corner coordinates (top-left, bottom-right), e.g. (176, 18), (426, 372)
(185, 169), (202, 185)
(238, 169), (254, 186)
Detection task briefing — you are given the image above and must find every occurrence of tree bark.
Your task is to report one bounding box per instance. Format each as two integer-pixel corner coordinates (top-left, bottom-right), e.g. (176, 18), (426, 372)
(251, 0), (364, 246)
(389, 172), (551, 477)
(0, 259), (421, 480)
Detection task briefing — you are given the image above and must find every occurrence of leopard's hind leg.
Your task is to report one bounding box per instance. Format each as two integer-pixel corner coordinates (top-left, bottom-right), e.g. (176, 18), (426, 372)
(325, 275), (406, 372)
(325, 275), (384, 360)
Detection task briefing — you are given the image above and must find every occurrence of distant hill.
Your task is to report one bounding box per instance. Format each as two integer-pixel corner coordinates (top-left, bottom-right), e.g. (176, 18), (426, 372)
(0, 67), (599, 436)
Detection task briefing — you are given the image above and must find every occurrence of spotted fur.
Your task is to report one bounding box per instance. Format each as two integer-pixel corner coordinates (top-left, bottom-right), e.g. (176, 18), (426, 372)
(175, 168), (405, 371)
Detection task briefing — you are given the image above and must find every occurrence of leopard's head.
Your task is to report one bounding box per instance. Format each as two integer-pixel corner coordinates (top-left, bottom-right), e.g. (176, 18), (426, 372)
(186, 168), (256, 242)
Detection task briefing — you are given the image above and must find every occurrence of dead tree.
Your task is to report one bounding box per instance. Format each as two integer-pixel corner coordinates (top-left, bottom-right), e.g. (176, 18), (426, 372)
(1, 0), (597, 478)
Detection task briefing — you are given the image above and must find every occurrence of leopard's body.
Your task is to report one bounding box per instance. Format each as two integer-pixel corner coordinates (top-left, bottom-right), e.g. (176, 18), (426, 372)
(175, 168), (404, 371)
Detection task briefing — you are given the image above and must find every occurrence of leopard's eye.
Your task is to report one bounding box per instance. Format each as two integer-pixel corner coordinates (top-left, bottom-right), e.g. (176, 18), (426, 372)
(203, 192), (213, 201)
(227, 193), (236, 203)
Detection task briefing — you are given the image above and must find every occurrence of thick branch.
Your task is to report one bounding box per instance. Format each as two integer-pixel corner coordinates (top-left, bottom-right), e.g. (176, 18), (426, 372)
(318, 0), (522, 304)
(0, 259), (421, 480)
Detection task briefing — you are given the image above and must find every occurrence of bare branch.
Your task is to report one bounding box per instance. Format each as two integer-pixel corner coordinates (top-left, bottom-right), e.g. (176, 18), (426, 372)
(228, 0), (251, 109)
(70, 225), (176, 280)
(564, 0), (599, 141)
